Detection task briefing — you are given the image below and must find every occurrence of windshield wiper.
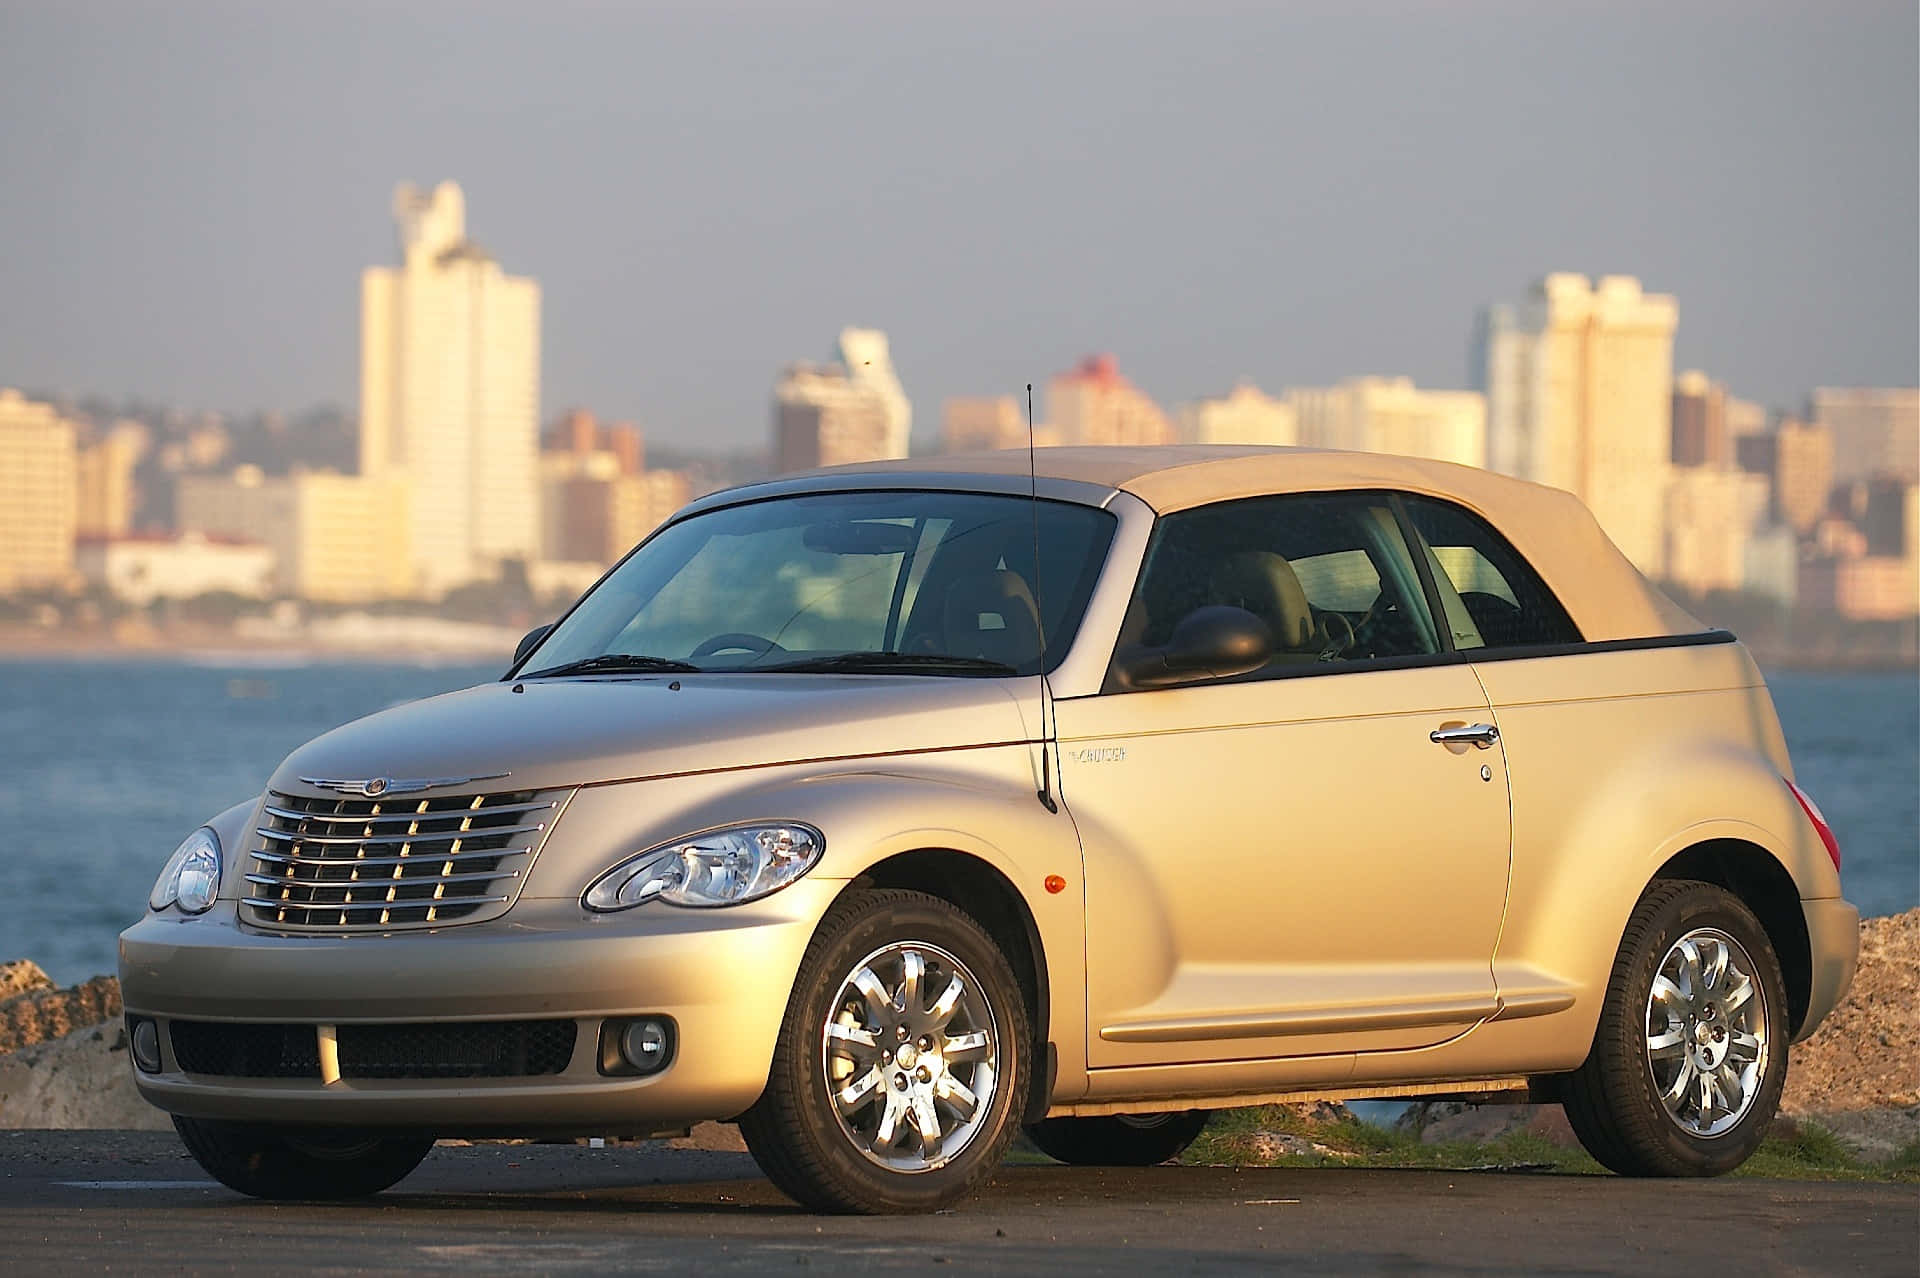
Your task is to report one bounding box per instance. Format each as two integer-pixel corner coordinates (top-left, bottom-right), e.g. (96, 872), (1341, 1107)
(751, 651), (1019, 676)
(521, 653), (701, 678)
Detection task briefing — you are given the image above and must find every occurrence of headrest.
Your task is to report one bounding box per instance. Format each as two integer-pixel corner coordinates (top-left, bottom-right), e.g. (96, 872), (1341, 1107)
(1210, 551), (1314, 650)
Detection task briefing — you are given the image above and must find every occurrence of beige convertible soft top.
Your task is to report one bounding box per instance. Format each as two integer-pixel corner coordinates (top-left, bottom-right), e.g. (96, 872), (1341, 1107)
(814, 445), (1705, 643)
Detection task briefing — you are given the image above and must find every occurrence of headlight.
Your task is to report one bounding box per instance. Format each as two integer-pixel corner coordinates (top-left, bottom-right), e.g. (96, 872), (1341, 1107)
(584, 823), (823, 911)
(149, 827), (222, 914)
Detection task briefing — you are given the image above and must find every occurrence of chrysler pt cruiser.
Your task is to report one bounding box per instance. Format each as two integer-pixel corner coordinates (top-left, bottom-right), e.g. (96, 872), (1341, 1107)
(121, 446), (1859, 1213)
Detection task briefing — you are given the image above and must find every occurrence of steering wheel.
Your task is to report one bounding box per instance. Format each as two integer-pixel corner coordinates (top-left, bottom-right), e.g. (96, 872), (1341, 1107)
(1314, 611), (1356, 659)
(688, 632), (787, 661)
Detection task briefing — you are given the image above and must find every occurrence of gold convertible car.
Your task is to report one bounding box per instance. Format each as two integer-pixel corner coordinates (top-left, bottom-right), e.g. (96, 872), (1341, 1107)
(121, 446), (1858, 1213)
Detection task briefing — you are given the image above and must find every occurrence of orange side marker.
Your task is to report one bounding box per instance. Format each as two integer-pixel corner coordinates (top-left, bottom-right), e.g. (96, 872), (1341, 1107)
(1044, 874), (1067, 895)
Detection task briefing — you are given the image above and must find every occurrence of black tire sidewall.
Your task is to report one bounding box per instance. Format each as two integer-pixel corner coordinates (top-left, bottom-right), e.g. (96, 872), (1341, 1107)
(748, 890), (1029, 1213)
(1598, 883), (1790, 1175)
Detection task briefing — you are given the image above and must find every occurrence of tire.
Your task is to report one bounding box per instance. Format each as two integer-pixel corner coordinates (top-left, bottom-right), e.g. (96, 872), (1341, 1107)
(173, 1116), (433, 1199)
(1026, 1110), (1210, 1166)
(740, 888), (1030, 1214)
(1563, 880), (1789, 1177)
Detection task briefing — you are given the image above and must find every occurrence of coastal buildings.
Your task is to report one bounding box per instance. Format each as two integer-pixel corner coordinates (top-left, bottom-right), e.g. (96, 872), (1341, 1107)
(1811, 387), (1919, 484)
(361, 181), (541, 595)
(75, 532), (274, 606)
(941, 396), (1028, 452)
(176, 466), (413, 602)
(538, 410), (691, 564)
(772, 343), (906, 473)
(1480, 274), (1678, 575)
(836, 329), (912, 459)
(1177, 382), (1296, 447)
(74, 424), (144, 538)
(1050, 355), (1173, 447)
(1288, 377), (1483, 467)
(0, 389), (78, 592)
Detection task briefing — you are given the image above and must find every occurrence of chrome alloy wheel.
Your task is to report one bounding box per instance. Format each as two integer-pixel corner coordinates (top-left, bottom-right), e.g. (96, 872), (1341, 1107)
(821, 941), (1000, 1173)
(1645, 927), (1770, 1138)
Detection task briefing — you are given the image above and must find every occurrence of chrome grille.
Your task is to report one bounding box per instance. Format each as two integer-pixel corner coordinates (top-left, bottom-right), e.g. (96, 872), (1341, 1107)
(242, 788), (563, 932)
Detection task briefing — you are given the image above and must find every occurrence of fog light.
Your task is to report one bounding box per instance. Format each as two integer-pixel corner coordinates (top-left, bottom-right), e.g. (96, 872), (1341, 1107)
(599, 1017), (675, 1076)
(128, 1017), (161, 1073)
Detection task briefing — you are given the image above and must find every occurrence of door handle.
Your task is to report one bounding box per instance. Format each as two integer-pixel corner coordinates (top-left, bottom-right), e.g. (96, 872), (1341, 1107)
(1430, 723), (1500, 749)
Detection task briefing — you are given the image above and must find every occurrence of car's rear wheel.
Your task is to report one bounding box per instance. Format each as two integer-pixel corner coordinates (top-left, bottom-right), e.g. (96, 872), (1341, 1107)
(740, 888), (1029, 1214)
(173, 1116), (433, 1199)
(1563, 880), (1788, 1176)
(1026, 1110), (1210, 1166)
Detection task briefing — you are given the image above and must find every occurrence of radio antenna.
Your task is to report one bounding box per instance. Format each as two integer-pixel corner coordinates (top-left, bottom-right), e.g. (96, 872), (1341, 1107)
(1027, 382), (1058, 813)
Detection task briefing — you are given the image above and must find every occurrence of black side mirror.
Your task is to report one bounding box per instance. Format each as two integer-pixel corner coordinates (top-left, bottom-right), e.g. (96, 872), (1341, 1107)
(1114, 606), (1273, 690)
(513, 623), (553, 670)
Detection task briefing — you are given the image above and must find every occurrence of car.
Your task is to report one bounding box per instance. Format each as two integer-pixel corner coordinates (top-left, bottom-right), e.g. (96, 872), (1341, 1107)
(120, 444), (1859, 1214)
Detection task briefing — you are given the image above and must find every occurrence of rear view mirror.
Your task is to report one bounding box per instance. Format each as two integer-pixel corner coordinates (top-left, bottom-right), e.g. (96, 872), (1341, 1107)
(802, 521), (917, 556)
(1113, 606), (1273, 690)
(513, 623), (553, 670)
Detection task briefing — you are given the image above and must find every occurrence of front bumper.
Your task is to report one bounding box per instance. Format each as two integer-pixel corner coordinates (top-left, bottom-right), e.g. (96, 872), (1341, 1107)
(1794, 896), (1860, 1043)
(118, 883), (840, 1135)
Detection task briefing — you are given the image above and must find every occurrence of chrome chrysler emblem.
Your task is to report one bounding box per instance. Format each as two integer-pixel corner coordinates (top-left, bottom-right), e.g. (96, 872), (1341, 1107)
(298, 773), (507, 798)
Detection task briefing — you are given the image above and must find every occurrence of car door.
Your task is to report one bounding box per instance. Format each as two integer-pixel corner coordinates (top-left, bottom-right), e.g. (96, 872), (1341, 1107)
(1053, 491), (1513, 1069)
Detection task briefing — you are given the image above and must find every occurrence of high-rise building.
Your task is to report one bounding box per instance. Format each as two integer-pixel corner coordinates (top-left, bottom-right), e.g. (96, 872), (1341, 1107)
(1671, 370), (1730, 468)
(1048, 356), (1172, 447)
(177, 466), (413, 602)
(941, 397), (1027, 452)
(361, 181), (541, 595)
(0, 388), (77, 592)
(74, 424), (145, 538)
(1177, 382), (1297, 447)
(537, 413), (690, 565)
(1663, 467), (1770, 596)
(1481, 274), (1678, 575)
(773, 361), (897, 474)
(1810, 388), (1919, 484)
(1774, 420), (1835, 535)
(836, 329), (911, 458)
(1288, 377), (1484, 467)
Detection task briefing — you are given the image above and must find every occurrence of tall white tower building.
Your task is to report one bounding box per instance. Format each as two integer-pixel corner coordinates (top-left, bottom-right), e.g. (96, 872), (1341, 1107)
(361, 181), (541, 595)
(835, 328), (911, 457)
(1480, 274), (1678, 576)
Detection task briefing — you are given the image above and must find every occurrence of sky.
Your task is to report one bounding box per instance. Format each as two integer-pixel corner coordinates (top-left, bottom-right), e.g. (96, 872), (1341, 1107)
(1, 0), (1915, 451)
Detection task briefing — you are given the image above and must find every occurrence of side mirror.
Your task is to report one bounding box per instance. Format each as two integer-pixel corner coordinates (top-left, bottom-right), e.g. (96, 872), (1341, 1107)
(513, 623), (553, 670)
(1114, 606), (1273, 690)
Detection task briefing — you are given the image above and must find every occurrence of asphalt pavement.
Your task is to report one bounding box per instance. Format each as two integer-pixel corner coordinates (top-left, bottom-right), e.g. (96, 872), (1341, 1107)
(2, 1131), (1913, 1275)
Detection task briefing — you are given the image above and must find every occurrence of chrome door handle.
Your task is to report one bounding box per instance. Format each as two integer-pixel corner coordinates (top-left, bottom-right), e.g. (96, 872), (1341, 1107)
(1430, 723), (1500, 749)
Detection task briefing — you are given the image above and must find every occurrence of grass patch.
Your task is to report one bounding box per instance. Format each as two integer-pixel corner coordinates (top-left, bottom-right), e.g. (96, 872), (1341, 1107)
(1176, 1106), (1917, 1183)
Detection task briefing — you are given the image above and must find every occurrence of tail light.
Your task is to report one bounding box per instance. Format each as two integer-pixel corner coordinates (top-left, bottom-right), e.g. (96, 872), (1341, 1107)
(1785, 778), (1841, 872)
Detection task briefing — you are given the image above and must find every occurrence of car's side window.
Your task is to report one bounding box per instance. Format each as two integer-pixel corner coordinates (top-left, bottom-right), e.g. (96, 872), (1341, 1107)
(1112, 492), (1441, 686)
(1399, 495), (1581, 650)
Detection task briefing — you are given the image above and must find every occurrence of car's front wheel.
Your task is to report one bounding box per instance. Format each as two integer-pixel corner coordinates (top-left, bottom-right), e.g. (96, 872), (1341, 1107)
(740, 888), (1029, 1214)
(1562, 880), (1789, 1176)
(173, 1116), (433, 1199)
(1026, 1110), (1210, 1166)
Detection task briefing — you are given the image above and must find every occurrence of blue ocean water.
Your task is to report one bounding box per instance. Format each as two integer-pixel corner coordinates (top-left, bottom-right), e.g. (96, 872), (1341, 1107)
(0, 658), (1912, 986)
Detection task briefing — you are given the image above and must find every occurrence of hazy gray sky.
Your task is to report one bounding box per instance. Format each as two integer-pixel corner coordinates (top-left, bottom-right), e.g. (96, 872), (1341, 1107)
(2, 1), (1914, 450)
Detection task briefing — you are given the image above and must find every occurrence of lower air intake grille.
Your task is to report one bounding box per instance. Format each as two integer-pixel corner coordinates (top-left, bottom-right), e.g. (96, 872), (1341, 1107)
(170, 1022), (319, 1078)
(336, 1020), (577, 1079)
(168, 1020), (577, 1079)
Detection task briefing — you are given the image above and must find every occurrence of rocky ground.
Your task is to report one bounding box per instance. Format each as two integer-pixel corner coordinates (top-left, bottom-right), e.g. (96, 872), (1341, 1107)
(4, 910), (1914, 1160)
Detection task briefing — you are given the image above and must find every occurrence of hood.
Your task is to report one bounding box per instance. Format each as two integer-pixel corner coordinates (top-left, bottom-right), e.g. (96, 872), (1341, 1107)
(269, 674), (1038, 796)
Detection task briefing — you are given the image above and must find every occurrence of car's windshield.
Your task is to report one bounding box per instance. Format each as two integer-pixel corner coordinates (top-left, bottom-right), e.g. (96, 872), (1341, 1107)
(519, 490), (1117, 677)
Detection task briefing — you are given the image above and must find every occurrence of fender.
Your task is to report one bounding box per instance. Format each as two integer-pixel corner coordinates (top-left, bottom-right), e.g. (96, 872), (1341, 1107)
(521, 744), (1090, 1097)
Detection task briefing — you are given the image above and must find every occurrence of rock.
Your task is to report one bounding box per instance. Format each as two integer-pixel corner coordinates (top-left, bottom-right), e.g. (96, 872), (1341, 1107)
(667, 1121), (749, 1152)
(1781, 909), (1920, 1116)
(0, 960), (55, 1000)
(1247, 1129), (1350, 1160)
(0, 975), (124, 1055)
(0, 1021), (169, 1131)
(1397, 1101), (1580, 1148)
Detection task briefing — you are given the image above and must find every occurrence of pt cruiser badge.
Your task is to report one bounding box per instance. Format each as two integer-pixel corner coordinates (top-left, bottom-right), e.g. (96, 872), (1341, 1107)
(122, 445), (1858, 1214)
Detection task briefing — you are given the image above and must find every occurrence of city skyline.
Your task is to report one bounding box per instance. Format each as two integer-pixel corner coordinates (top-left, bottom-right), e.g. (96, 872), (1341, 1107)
(1, 2), (1914, 449)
